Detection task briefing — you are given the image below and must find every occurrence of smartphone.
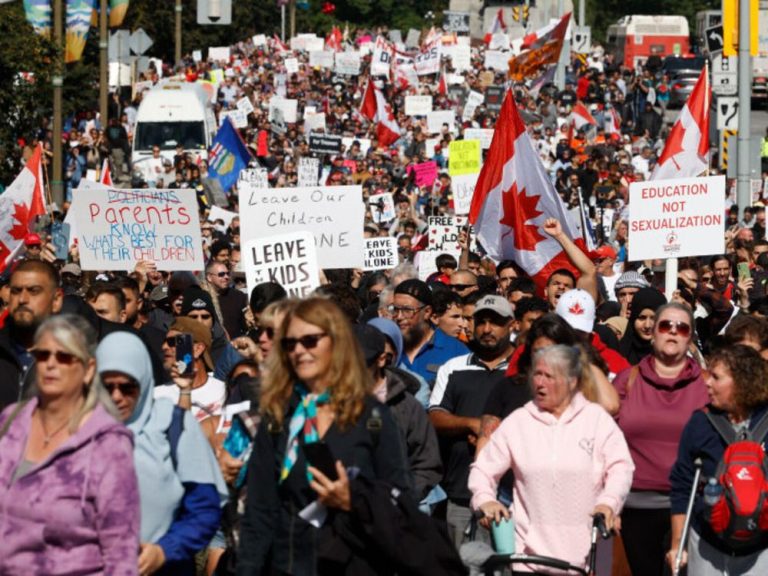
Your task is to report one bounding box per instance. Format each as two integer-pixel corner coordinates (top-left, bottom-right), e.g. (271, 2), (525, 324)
(175, 333), (195, 377)
(302, 442), (338, 480)
(738, 262), (751, 281)
(51, 222), (71, 261)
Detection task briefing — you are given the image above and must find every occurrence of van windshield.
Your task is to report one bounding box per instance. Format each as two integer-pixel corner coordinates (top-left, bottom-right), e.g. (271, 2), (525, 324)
(134, 121), (206, 151)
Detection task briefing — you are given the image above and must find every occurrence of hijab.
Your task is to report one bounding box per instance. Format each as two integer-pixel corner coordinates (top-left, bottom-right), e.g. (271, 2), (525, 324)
(618, 287), (668, 365)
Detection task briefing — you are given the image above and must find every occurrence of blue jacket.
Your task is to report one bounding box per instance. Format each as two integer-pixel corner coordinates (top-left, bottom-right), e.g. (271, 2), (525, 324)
(400, 328), (468, 389)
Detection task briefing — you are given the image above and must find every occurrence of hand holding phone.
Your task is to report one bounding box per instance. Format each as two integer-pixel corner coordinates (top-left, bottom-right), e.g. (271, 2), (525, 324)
(303, 442), (339, 481)
(175, 333), (196, 378)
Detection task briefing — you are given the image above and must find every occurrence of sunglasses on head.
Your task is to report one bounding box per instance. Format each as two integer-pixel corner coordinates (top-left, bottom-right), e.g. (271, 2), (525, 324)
(657, 319), (691, 338)
(31, 349), (80, 365)
(103, 381), (140, 396)
(281, 333), (328, 352)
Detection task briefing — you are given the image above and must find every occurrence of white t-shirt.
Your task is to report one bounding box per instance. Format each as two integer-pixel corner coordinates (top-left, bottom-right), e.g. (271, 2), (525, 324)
(153, 374), (226, 423)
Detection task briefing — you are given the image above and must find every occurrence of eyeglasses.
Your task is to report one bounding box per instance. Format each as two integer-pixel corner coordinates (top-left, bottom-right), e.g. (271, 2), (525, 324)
(211, 271), (230, 278)
(31, 349), (80, 365)
(450, 284), (476, 292)
(281, 333), (328, 352)
(256, 326), (275, 340)
(657, 319), (691, 338)
(386, 304), (426, 318)
(103, 381), (140, 396)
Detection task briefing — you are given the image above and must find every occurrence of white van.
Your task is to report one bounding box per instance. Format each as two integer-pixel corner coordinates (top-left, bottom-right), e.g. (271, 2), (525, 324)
(132, 80), (217, 167)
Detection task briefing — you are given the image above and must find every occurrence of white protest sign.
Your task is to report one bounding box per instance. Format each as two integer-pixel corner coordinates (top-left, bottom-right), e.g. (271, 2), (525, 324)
(208, 205), (237, 227)
(405, 95), (433, 116)
(290, 34), (316, 51)
(364, 237), (398, 271)
(369, 193), (396, 223)
(452, 173), (478, 216)
(489, 33), (510, 51)
(335, 51), (361, 75)
(462, 90), (485, 121)
(208, 46), (231, 62)
(427, 110), (456, 134)
(425, 138), (438, 159)
(342, 137), (371, 156)
(239, 168), (268, 189)
(628, 175), (726, 261)
(192, 50), (202, 63)
(415, 43), (441, 75)
(428, 215), (476, 252)
(245, 231), (320, 299)
(371, 36), (393, 76)
(309, 50), (335, 68)
(484, 50), (510, 71)
(221, 109), (248, 129)
(72, 188), (204, 271)
(298, 157), (320, 187)
(252, 34), (267, 47)
(405, 29), (421, 49)
(240, 185), (365, 269)
(284, 57), (299, 75)
(269, 98), (298, 123)
(464, 128), (494, 149)
(304, 111), (326, 133)
(236, 96), (254, 116)
(442, 44), (471, 71)
(304, 37), (324, 52)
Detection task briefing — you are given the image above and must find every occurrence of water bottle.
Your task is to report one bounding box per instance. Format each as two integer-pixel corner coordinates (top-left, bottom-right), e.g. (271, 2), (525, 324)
(703, 477), (723, 507)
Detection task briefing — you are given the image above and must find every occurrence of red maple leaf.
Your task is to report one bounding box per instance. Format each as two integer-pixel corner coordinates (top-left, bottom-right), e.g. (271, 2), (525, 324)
(569, 302), (585, 315)
(9, 203), (30, 241)
(499, 181), (546, 251)
(657, 121), (687, 171)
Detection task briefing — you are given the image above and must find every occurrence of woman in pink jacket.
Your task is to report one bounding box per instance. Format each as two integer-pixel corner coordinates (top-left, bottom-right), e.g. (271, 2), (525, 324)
(469, 344), (634, 570)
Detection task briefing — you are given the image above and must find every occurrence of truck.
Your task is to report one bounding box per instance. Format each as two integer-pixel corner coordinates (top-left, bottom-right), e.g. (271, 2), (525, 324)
(132, 80), (217, 166)
(606, 15), (690, 69)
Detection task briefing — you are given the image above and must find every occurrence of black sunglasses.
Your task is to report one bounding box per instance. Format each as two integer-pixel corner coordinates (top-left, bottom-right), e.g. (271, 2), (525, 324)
(104, 381), (140, 396)
(281, 333), (328, 352)
(256, 326), (275, 340)
(164, 336), (179, 347)
(31, 349), (80, 365)
(212, 271), (230, 278)
(450, 284), (475, 292)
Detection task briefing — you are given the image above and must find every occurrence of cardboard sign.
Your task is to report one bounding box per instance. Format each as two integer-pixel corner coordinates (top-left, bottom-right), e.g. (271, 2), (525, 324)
(452, 173), (478, 216)
(236, 96), (254, 116)
(364, 237), (398, 271)
(208, 205), (237, 227)
(449, 140), (481, 176)
(335, 51), (361, 75)
(298, 157), (320, 187)
(463, 128), (494, 149)
(427, 110), (455, 134)
(245, 231), (320, 298)
(309, 50), (335, 68)
(269, 98), (298, 123)
(239, 167), (268, 189)
(369, 192), (396, 223)
(411, 161), (438, 188)
(309, 134), (342, 155)
(628, 176), (726, 261)
(73, 188), (204, 271)
(405, 95), (433, 116)
(240, 185), (365, 269)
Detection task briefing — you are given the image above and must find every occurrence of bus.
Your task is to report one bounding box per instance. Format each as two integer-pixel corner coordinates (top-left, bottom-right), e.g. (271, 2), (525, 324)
(606, 15), (690, 69)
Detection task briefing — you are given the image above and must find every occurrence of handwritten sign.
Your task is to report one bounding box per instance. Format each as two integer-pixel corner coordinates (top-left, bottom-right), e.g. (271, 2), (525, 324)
(284, 57), (299, 75)
(208, 205), (237, 228)
(369, 192), (396, 223)
(220, 109), (248, 129)
(449, 140), (481, 176)
(298, 157), (320, 187)
(452, 173), (478, 216)
(73, 188), (204, 271)
(309, 50), (335, 68)
(405, 95), (433, 116)
(335, 51), (361, 75)
(411, 161), (438, 188)
(364, 237), (397, 271)
(240, 185), (365, 269)
(252, 34), (267, 47)
(484, 50), (510, 71)
(239, 167), (268, 189)
(236, 96), (254, 116)
(208, 46), (231, 62)
(245, 232), (320, 298)
(463, 128), (494, 149)
(428, 215), (475, 253)
(427, 110), (455, 134)
(269, 98), (298, 123)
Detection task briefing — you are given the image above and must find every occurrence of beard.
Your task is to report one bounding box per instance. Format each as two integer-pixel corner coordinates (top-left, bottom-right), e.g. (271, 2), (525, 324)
(402, 322), (428, 352)
(474, 334), (510, 360)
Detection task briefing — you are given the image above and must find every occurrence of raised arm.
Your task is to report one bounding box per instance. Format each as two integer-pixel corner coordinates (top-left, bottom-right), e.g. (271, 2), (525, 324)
(543, 218), (598, 302)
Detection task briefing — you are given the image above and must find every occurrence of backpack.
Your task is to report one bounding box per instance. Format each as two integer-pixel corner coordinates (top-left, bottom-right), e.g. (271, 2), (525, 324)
(702, 409), (768, 551)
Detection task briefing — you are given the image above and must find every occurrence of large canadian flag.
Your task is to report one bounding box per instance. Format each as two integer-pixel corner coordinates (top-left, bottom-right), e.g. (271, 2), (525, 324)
(360, 79), (401, 147)
(469, 91), (583, 288)
(651, 67), (710, 180)
(0, 144), (47, 268)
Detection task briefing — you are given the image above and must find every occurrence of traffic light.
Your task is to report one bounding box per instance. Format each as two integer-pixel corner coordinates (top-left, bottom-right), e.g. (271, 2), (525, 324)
(512, 6), (520, 22)
(522, 5), (529, 26)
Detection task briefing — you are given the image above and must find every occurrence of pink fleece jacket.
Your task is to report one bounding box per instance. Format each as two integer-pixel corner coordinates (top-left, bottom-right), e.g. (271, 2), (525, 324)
(469, 393), (634, 570)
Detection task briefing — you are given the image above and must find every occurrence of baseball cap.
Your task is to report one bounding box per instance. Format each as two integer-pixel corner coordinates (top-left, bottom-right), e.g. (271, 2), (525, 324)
(614, 271), (650, 295)
(592, 245), (617, 261)
(555, 289), (596, 333)
(168, 317), (214, 371)
(394, 279), (433, 307)
(149, 285), (168, 302)
(61, 263), (82, 277)
(473, 295), (513, 319)
(24, 233), (41, 247)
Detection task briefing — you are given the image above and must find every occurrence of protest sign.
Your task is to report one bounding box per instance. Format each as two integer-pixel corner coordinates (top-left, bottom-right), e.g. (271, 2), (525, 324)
(304, 111), (326, 133)
(443, 11), (470, 33)
(462, 90), (485, 121)
(628, 175), (726, 261)
(371, 36), (393, 76)
(284, 57), (300, 75)
(448, 140), (481, 176)
(342, 137), (371, 156)
(73, 188), (204, 271)
(452, 173), (478, 216)
(269, 98), (298, 123)
(415, 43), (440, 75)
(304, 37), (324, 52)
(208, 46), (230, 62)
(245, 231), (320, 299)
(290, 34), (316, 51)
(252, 34), (267, 47)
(220, 109), (248, 129)
(411, 161), (438, 188)
(427, 110), (456, 134)
(369, 192), (396, 223)
(485, 86), (505, 111)
(489, 33), (510, 51)
(309, 134), (342, 155)
(335, 51), (361, 75)
(208, 205), (237, 228)
(192, 50), (202, 62)
(236, 96), (254, 116)
(405, 95), (433, 116)
(298, 157), (320, 187)
(484, 50), (510, 71)
(309, 50), (335, 68)
(239, 167), (268, 188)
(424, 138), (438, 159)
(443, 44), (471, 71)
(428, 215), (475, 253)
(364, 237), (398, 271)
(463, 128), (494, 149)
(405, 29), (421, 48)
(240, 185), (365, 269)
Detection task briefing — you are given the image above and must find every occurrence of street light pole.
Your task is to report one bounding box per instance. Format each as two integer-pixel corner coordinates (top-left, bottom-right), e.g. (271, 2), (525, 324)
(554, 0), (567, 90)
(99, 0), (108, 128)
(737, 0), (752, 218)
(52, 0), (64, 208)
(175, 0), (182, 69)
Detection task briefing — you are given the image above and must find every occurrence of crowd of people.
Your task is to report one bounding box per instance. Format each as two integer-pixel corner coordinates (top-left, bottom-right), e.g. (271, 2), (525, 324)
(2, 20), (768, 576)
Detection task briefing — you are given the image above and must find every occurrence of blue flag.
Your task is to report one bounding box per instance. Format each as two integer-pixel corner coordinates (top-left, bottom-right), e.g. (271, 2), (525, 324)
(208, 118), (251, 192)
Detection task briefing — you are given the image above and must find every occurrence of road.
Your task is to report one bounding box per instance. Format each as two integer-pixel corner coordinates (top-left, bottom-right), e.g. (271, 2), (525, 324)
(663, 103), (768, 137)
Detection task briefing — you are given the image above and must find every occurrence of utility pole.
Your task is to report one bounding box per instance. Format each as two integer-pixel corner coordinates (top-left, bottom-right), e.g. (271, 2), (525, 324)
(99, 0), (108, 128)
(578, 0), (585, 28)
(737, 0), (752, 218)
(554, 0), (567, 90)
(52, 0), (64, 208)
(175, 0), (183, 69)
(290, 0), (296, 40)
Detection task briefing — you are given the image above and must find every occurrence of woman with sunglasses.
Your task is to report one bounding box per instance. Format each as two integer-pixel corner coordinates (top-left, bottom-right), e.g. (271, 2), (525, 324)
(613, 302), (709, 576)
(238, 298), (412, 575)
(96, 331), (227, 576)
(0, 315), (140, 575)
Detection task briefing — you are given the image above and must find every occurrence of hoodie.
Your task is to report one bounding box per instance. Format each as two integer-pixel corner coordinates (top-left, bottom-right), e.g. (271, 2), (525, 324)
(469, 394), (633, 569)
(0, 400), (140, 576)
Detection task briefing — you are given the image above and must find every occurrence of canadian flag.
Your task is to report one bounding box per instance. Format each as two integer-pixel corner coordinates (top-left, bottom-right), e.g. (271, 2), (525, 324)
(571, 102), (597, 130)
(0, 144), (47, 268)
(272, 34), (289, 53)
(651, 67), (710, 180)
(469, 90), (583, 289)
(484, 8), (507, 43)
(100, 158), (113, 186)
(437, 65), (447, 96)
(326, 26), (343, 52)
(360, 78), (401, 147)
(605, 106), (621, 136)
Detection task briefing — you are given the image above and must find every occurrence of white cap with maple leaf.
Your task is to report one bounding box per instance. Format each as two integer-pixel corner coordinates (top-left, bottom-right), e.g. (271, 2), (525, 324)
(555, 288), (596, 334)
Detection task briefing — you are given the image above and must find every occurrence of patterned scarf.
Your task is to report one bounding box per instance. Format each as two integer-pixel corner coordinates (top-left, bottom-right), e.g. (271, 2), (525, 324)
(280, 384), (331, 483)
